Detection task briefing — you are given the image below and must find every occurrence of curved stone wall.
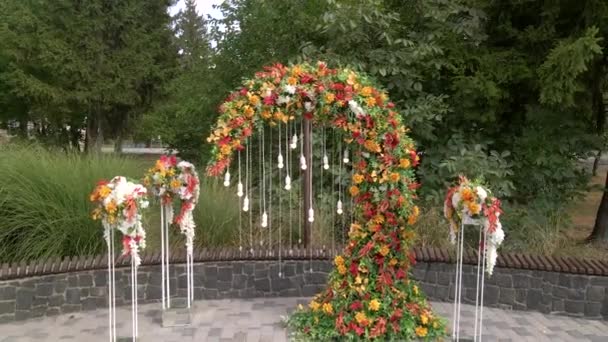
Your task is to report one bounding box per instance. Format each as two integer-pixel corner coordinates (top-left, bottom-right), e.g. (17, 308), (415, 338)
(0, 248), (606, 323)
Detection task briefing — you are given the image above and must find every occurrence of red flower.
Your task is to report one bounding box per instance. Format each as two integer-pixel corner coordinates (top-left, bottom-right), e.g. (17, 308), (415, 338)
(349, 323), (365, 336)
(396, 268), (407, 279)
(242, 126), (252, 137)
(408, 182), (421, 191)
(384, 132), (399, 149)
(387, 102), (395, 108)
(364, 115), (374, 129)
(358, 241), (374, 257)
(229, 117), (245, 128)
(349, 301), (363, 311)
(207, 158), (229, 176)
(122, 236), (133, 255)
(263, 93), (277, 106)
(331, 82), (345, 91)
(483, 198), (503, 233)
(300, 73), (314, 84)
(390, 308), (403, 322)
(218, 136), (231, 146)
(409, 150), (420, 167)
(408, 251), (417, 266)
(333, 115), (348, 128)
(239, 87), (248, 96)
(370, 317), (387, 338)
(160, 155), (177, 167)
(349, 261), (359, 276)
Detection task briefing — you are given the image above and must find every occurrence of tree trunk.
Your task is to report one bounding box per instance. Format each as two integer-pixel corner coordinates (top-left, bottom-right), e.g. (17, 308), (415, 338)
(85, 111), (104, 154)
(114, 133), (123, 154)
(590, 169), (608, 241)
(593, 150), (602, 176)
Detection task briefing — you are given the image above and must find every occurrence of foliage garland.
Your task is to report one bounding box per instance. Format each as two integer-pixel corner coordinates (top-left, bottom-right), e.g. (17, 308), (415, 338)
(206, 61), (446, 340)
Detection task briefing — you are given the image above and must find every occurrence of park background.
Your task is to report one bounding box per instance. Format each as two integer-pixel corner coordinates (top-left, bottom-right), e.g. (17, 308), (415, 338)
(1, 0), (608, 264)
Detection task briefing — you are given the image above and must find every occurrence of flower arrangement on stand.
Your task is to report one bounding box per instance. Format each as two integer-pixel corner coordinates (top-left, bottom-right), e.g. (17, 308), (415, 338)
(143, 155), (200, 252)
(144, 155), (200, 311)
(206, 61), (446, 340)
(444, 176), (504, 275)
(90, 176), (148, 266)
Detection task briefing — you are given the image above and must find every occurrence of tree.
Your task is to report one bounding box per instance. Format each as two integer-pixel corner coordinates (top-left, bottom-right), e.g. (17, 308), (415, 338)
(0, 0), (177, 152)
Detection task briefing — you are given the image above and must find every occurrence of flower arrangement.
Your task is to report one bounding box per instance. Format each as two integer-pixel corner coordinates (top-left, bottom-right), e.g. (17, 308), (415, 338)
(90, 176), (149, 266)
(444, 176), (505, 275)
(206, 62), (445, 340)
(143, 155), (200, 253)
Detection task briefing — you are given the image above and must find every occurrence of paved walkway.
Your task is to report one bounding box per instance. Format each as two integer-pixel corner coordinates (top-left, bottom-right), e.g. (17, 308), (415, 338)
(0, 298), (607, 341)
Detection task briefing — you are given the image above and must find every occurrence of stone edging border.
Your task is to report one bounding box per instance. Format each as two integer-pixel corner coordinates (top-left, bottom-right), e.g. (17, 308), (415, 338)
(2, 246), (607, 281)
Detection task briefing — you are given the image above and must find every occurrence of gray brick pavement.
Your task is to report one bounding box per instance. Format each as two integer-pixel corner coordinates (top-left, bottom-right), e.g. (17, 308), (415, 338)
(0, 297), (606, 341)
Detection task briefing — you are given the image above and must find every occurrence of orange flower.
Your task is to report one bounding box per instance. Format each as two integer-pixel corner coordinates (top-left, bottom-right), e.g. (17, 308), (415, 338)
(408, 206), (420, 225)
(399, 158), (411, 168)
(338, 264), (347, 275)
(248, 95), (260, 106)
(287, 77), (298, 85)
(468, 202), (481, 215)
(244, 106), (254, 118)
(373, 214), (385, 224)
(170, 179), (181, 190)
(366, 97), (377, 107)
(261, 110), (272, 119)
(309, 301), (321, 311)
(364, 140), (381, 153)
(389, 258), (398, 266)
(334, 255), (345, 266)
(379, 245), (390, 256)
(349, 185), (360, 196)
(461, 187), (474, 202)
(352, 173), (364, 184)
(220, 144), (232, 155)
(360, 86), (373, 97)
(389, 172), (400, 182)
(324, 93), (335, 103)
(415, 326), (428, 337)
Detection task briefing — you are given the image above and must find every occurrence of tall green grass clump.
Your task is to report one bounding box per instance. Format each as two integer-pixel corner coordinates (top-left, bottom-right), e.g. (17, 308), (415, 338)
(0, 144), (144, 262)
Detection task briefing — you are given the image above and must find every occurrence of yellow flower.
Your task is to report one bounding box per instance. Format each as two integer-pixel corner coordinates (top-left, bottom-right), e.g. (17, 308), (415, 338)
(364, 140), (381, 153)
(352, 173), (365, 184)
(220, 144), (232, 156)
(324, 93), (335, 103)
(98, 185), (111, 199)
(408, 206), (420, 225)
(389, 258), (398, 266)
(309, 301), (321, 311)
(432, 321), (439, 329)
(415, 326), (428, 337)
(468, 202), (481, 215)
(337, 264), (347, 275)
(420, 313), (429, 325)
(261, 110), (272, 119)
(334, 255), (345, 266)
(355, 311), (367, 325)
(347, 72), (357, 85)
(400, 158), (411, 168)
(360, 86), (373, 97)
(297, 304), (304, 311)
(413, 285), (419, 296)
(91, 208), (102, 220)
(379, 245), (390, 257)
(287, 77), (298, 85)
(105, 200), (117, 214)
(366, 97), (376, 107)
(369, 299), (380, 311)
(349, 185), (360, 196)
(322, 303), (333, 315)
(355, 276), (362, 284)
(389, 172), (400, 182)
(170, 179), (181, 190)
(373, 214), (385, 224)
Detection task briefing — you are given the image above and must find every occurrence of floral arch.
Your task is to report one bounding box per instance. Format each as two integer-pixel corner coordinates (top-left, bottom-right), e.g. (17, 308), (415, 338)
(206, 62), (445, 340)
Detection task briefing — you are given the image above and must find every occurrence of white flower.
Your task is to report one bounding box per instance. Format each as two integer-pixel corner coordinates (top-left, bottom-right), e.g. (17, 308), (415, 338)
(284, 85), (296, 94)
(476, 186), (488, 201)
(348, 100), (363, 115)
(451, 191), (461, 209)
(304, 101), (314, 112)
(277, 95), (290, 105)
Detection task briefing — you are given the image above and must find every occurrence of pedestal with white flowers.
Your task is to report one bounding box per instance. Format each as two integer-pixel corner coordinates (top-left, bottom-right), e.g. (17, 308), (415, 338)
(444, 176), (505, 342)
(143, 156), (200, 327)
(91, 176), (149, 342)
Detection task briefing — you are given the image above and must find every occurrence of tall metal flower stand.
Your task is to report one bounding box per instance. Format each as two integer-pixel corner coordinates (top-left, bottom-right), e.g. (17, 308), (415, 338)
(160, 204), (193, 328)
(452, 218), (487, 342)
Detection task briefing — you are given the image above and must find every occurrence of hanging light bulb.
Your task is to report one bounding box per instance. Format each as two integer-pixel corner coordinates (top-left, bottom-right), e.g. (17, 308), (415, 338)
(237, 182), (244, 197)
(285, 175), (291, 190)
(290, 134), (298, 149)
(300, 155), (307, 170)
(337, 200), (343, 215)
(308, 208), (315, 222)
(261, 212), (268, 228)
(223, 170), (231, 187)
(343, 149), (350, 164)
(243, 196), (249, 212)
(323, 154), (329, 170)
(277, 153), (284, 169)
